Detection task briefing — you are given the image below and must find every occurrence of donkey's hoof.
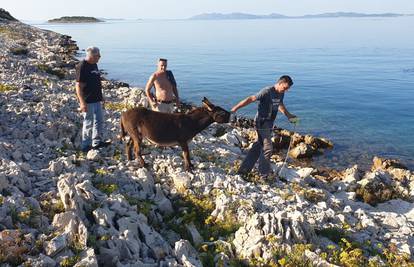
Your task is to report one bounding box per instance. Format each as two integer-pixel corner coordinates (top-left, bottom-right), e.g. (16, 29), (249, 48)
(138, 163), (146, 168)
(185, 164), (194, 172)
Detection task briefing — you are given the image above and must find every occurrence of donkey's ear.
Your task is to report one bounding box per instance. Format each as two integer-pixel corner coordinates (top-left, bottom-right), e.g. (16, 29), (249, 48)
(202, 97), (213, 106)
(202, 102), (213, 111)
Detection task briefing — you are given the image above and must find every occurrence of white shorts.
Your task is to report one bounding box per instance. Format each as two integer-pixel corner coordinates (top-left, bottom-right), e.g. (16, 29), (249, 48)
(152, 102), (175, 113)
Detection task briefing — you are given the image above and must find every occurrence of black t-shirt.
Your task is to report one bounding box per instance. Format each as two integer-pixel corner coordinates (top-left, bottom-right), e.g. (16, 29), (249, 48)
(75, 60), (103, 103)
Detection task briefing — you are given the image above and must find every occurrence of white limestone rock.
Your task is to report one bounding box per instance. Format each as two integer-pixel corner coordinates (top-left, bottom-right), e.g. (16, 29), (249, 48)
(45, 233), (68, 257)
(174, 239), (202, 267)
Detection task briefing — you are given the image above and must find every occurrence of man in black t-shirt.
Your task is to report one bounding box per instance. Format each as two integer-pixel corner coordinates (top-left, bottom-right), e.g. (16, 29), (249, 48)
(75, 46), (109, 152)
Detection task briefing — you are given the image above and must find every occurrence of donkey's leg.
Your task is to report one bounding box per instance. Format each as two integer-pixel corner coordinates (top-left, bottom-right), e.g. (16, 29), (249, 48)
(133, 141), (145, 167)
(130, 129), (145, 167)
(180, 142), (193, 171)
(125, 138), (133, 160)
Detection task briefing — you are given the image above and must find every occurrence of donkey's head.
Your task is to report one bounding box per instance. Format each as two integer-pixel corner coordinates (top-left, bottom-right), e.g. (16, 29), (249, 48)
(202, 97), (231, 123)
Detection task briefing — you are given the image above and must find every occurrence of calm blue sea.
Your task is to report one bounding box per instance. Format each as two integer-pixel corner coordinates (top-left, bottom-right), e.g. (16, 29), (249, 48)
(32, 17), (414, 169)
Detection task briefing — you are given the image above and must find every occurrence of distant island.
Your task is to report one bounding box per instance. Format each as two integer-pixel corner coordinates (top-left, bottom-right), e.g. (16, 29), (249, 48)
(189, 12), (408, 20)
(48, 16), (104, 23)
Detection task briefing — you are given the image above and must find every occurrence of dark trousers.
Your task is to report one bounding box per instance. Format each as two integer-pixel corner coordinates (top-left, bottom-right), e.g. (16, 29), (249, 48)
(238, 120), (273, 175)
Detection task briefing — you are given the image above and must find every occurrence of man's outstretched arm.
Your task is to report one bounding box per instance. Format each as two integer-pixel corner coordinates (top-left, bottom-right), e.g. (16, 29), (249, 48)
(278, 103), (296, 120)
(231, 95), (256, 113)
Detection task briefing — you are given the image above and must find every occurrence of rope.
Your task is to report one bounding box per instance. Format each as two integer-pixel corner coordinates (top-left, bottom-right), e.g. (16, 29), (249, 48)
(278, 122), (297, 178)
(229, 113), (299, 178)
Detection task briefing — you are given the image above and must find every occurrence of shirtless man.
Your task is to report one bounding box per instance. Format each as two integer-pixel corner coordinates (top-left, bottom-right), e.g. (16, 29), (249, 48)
(145, 58), (180, 113)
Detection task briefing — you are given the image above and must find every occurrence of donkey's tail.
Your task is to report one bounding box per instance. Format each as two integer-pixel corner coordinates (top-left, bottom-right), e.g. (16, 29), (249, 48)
(119, 114), (127, 141)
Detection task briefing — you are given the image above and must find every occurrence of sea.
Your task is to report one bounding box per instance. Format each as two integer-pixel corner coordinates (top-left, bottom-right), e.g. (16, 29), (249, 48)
(31, 17), (414, 170)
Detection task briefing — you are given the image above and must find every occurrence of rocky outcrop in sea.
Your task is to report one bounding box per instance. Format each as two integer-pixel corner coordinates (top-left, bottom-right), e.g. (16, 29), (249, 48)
(1, 11), (414, 267)
(47, 17), (104, 24)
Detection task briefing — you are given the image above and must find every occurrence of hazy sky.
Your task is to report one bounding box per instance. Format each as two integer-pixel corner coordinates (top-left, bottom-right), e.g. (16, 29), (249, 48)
(3, 0), (414, 21)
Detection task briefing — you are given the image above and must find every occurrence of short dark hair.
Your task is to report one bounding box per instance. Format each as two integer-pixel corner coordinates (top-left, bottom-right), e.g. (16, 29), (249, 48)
(278, 75), (293, 86)
(159, 58), (168, 62)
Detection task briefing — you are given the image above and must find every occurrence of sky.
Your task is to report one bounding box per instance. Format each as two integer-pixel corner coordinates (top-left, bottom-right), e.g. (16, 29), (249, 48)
(2, 0), (414, 21)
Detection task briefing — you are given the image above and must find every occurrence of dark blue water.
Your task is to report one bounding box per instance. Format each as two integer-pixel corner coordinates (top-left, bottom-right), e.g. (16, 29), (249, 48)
(33, 17), (414, 169)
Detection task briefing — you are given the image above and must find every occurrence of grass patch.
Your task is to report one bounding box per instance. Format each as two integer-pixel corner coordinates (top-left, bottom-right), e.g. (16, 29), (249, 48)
(94, 182), (118, 196)
(60, 239), (85, 267)
(40, 198), (65, 220)
(94, 168), (109, 176)
(166, 191), (242, 267)
(271, 244), (315, 267)
(317, 237), (414, 267)
(199, 241), (248, 267)
(60, 255), (81, 267)
(0, 83), (16, 93)
(105, 101), (133, 111)
(9, 204), (42, 228)
(123, 195), (155, 217)
(37, 64), (65, 79)
(113, 149), (122, 161)
(0, 26), (24, 39)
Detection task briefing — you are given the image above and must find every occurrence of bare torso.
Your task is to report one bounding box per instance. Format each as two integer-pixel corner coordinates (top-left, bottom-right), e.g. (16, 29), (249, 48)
(153, 71), (175, 101)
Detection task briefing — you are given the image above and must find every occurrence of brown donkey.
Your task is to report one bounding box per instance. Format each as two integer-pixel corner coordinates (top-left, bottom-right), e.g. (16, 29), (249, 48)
(120, 98), (230, 171)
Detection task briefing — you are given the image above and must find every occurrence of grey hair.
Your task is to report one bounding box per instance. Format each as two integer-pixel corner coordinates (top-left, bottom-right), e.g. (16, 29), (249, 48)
(86, 46), (100, 56)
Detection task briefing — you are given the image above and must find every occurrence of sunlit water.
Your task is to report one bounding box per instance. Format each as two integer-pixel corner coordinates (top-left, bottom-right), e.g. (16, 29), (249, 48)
(32, 17), (414, 169)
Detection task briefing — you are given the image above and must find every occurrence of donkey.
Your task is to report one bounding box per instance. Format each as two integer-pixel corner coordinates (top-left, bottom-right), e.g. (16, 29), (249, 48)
(120, 97), (230, 171)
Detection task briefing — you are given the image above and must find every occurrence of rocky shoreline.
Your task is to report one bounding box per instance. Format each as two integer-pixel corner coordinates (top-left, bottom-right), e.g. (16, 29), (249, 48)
(1, 13), (414, 267)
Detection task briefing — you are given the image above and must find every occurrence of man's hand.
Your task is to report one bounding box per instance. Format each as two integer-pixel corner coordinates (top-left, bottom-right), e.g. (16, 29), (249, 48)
(80, 103), (88, 113)
(150, 99), (158, 109)
(288, 115), (299, 124)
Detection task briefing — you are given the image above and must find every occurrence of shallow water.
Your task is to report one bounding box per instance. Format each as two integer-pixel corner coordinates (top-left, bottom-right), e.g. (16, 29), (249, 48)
(33, 17), (414, 169)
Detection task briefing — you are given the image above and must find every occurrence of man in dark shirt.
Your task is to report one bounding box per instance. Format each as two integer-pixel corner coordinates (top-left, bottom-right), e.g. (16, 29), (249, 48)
(231, 75), (297, 179)
(75, 46), (109, 152)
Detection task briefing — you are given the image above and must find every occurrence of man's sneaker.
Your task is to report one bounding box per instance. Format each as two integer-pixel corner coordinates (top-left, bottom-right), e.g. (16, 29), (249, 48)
(260, 171), (276, 182)
(92, 140), (111, 149)
(236, 168), (249, 176)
